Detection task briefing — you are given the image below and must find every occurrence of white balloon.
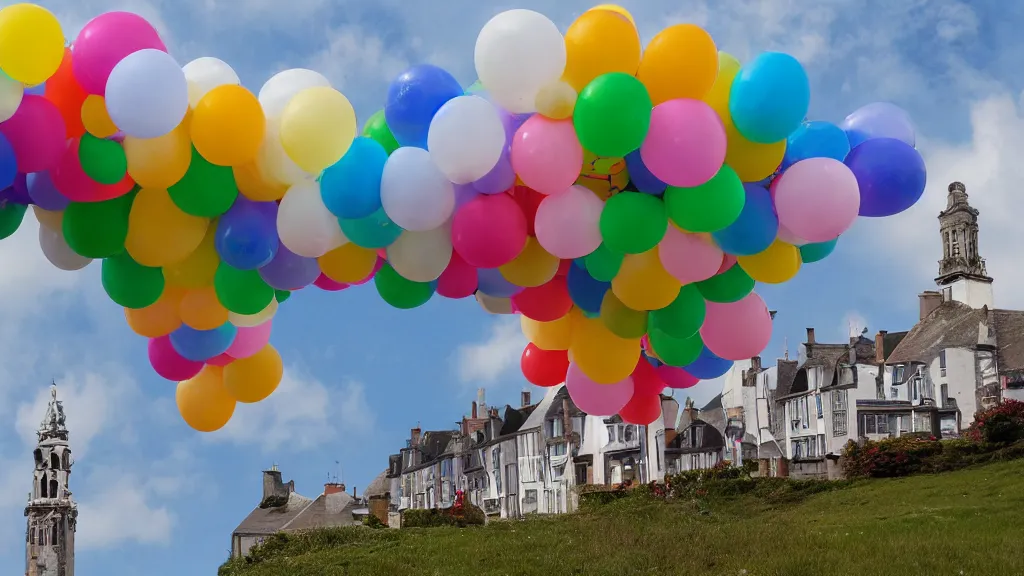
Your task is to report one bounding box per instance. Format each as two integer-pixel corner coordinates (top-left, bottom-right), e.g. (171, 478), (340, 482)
(105, 49), (189, 139)
(387, 227), (453, 282)
(183, 57), (240, 108)
(229, 299), (278, 327)
(38, 226), (91, 271)
(257, 123), (311, 186)
(0, 71), (23, 122)
(277, 180), (347, 258)
(474, 9), (566, 114)
(380, 147), (455, 232)
(427, 95), (505, 184)
(258, 68), (331, 121)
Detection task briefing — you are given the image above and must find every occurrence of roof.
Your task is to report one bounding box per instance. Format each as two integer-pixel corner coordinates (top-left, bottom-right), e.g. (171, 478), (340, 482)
(886, 301), (989, 365)
(282, 492), (360, 531)
(775, 359), (798, 397)
(232, 491), (314, 536)
(520, 384), (564, 430)
(364, 470), (389, 498)
(667, 417), (725, 453)
(881, 331), (909, 360)
(991, 309), (1024, 373)
(788, 344), (848, 395)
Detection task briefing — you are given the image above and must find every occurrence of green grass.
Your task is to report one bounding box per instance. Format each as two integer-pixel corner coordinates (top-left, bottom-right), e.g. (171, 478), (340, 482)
(221, 460), (1024, 576)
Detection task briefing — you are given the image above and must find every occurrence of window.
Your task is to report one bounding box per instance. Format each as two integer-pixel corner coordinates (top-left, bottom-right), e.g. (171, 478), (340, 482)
(863, 414), (877, 435)
(550, 418), (564, 438)
(51, 524), (57, 545)
(815, 395), (823, 419)
(692, 425), (703, 448)
(49, 452), (59, 470)
(655, 431), (664, 470)
(912, 377), (921, 401)
(952, 230), (960, 257)
(551, 442), (567, 457)
(877, 415), (889, 434)
(606, 425), (617, 443)
(940, 383), (949, 408)
(892, 365), (905, 384)
(832, 407), (848, 437)
(491, 448), (500, 470)
(802, 398), (809, 428)
(30, 527), (34, 545)
(891, 387), (899, 399)
(575, 463), (588, 485)
(939, 350), (947, 377)
(623, 425), (635, 443)
(818, 434), (826, 456)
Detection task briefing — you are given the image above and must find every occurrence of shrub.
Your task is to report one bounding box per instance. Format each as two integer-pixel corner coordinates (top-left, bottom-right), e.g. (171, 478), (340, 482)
(842, 436), (943, 478)
(965, 400), (1024, 444)
(401, 492), (484, 528)
(362, 514), (386, 529)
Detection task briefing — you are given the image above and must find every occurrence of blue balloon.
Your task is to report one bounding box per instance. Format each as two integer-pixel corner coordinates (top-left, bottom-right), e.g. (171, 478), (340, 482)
(729, 52), (810, 144)
(169, 323), (237, 362)
(477, 268), (522, 298)
(684, 346), (733, 379)
(783, 121), (850, 170)
(625, 150), (667, 195)
(566, 264), (609, 315)
(26, 171), (68, 211)
(24, 83), (44, 96)
(0, 134), (15, 190)
(320, 137), (387, 220)
(844, 138), (926, 217)
(339, 207), (403, 248)
(385, 64), (463, 149)
(841, 102), (915, 149)
(799, 237), (839, 263)
(711, 183), (778, 256)
(215, 197), (279, 270)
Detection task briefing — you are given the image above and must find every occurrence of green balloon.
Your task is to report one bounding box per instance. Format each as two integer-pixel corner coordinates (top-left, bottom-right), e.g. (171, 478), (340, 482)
(584, 243), (623, 282)
(274, 289), (291, 304)
(101, 252), (164, 309)
(649, 328), (703, 367)
(168, 147), (238, 217)
(600, 291), (648, 339)
(374, 263), (434, 309)
(214, 262), (274, 315)
(78, 133), (127, 185)
(574, 73), (652, 158)
(362, 110), (400, 155)
(63, 191), (136, 258)
(800, 237), (839, 263)
(599, 192), (668, 254)
(664, 165), (745, 233)
(696, 263), (754, 303)
(0, 202), (27, 240)
(650, 284), (706, 339)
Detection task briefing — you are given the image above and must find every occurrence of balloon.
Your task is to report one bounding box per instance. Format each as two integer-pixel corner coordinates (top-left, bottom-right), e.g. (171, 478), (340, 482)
(191, 84), (265, 167)
(167, 147), (238, 217)
(380, 147), (455, 232)
(573, 72), (651, 158)
(258, 68), (331, 121)
(684, 346), (733, 379)
(599, 192), (668, 255)
(164, 224), (219, 289)
(566, 363), (634, 416)
(600, 291), (648, 339)
(149, 335), (203, 381)
(611, 248), (680, 311)
(841, 102), (915, 149)
(38, 224), (91, 271)
(126, 187), (209, 267)
(845, 138), (927, 218)
(474, 9), (566, 113)
(258, 244), (320, 290)
(631, 358), (666, 396)
(320, 137), (386, 220)
(101, 251), (165, 309)
(179, 286), (228, 331)
(637, 24), (718, 104)
(427, 95), (504, 184)
(80, 95), (118, 138)
(233, 161), (287, 203)
(570, 315), (640, 384)
(182, 57), (241, 108)
(664, 165), (745, 233)
(700, 292), (772, 361)
(78, 132), (127, 185)
(521, 311), (573, 351)
(318, 242), (378, 283)
(521, 344), (569, 387)
(499, 237), (559, 287)
(477, 267), (523, 298)
(256, 121), (309, 188)
(436, 252), (478, 299)
(641, 99), (725, 188)
(387, 227), (453, 282)
(0, 70), (23, 122)
(800, 237), (839, 263)
(0, 4), (65, 85)
(451, 193), (527, 268)
(534, 185), (604, 259)
(0, 134), (15, 189)
(711, 183), (779, 256)
(280, 86), (357, 173)
(206, 353), (234, 367)
(277, 180), (346, 257)
(773, 158), (859, 242)
(783, 121), (851, 170)
(658, 226), (723, 284)
(215, 197), (279, 270)
(0, 95), (65, 173)
(648, 328), (702, 367)
(724, 121), (787, 183)
(62, 192), (134, 258)
(624, 150), (666, 195)
(512, 276), (572, 322)
(51, 138), (134, 203)
(696, 264), (754, 304)
(123, 121), (192, 189)
(658, 365), (699, 389)
(703, 51), (740, 115)
(339, 207), (403, 249)
(105, 49), (188, 139)
(375, 263), (434, 309)
(619, 392), (661, 425)
(729, 52), (809, 144)
(385, 64), (463, 149)
(223, 344), (283, 403)
(582, 244), (622, 282)
(125, 287), (183, 338)
(33, 205), (62, 231)
(362, 109), (400, 155)
(509, 184), (545, 235)
(736, 239), (801, 284)
(226, 322), (274, 360)
(510, 116), (583, 195)
(534, 80), (577, 120)
(563, 10), (640, 92)
(472, 148), (516, 195)
(72, 11), (167, 94)
(229, 298), (279, 327)
(567, 262), (610, 314)
(44, 48), (87, 138)
(649, 284), (705, 340)
(214, 262), (275, 315)
(175, 365), (236, 432)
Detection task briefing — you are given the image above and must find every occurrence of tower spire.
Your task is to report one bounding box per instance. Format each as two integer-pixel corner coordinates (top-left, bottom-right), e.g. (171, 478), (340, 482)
(936, 181), (991, 285)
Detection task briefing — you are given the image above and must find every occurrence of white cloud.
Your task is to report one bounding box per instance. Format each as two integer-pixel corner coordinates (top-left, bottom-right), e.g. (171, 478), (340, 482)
(839, 312), (870, 342)
(454, 316), (526, 385)
(75, 474), (174, 550)
(307, 26), (410, 92)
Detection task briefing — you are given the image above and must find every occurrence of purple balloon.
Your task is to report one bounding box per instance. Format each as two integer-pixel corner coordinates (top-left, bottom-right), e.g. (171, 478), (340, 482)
(214, 197), (279, 270)
(840, 102), (915, 149)
(0, 174), (31, 205)
(500, 109), (530, 144)
(845, 137), (927, 218)
(454, 184), (480, 209)
(477, 268), (523, 298)
(258, 244), (320, 290)
(472, 147), (515, 194)
(26, 171), (69, 210)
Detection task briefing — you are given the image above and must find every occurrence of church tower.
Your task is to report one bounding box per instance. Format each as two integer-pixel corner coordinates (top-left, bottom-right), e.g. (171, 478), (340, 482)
(935, 181), (994, 309)
(25, 385), (77, 576)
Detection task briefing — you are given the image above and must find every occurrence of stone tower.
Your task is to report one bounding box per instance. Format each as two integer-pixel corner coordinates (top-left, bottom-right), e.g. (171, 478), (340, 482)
(935, 181), (994, 310)
(25, 384), (77, 576)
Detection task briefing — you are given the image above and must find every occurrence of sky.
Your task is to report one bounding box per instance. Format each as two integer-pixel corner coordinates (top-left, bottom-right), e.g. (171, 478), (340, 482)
(0, 0), (1023, 573)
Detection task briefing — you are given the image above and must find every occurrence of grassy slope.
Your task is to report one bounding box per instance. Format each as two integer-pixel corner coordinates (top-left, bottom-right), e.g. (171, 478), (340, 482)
(222, 460), (1024, 576)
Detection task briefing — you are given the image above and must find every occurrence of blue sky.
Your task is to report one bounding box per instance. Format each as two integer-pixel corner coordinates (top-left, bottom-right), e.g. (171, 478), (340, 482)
(1, 0), (1024, 573)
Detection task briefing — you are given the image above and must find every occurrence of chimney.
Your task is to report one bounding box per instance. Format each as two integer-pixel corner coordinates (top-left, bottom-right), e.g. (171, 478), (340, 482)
(521, 390), (531, 408)
(875, 330), (888, 364)
(919, 291), (942, 321)
(324, 482), (346, 495)
(806, 328), (815, 345)
(477, 388), (486, 413)
(471, 401), (477, 419)
(262, 466), (287, 501)
(751, 356), (762, 372)
(561, 397), (571, 437)
(661, 396), (679, 431)
(353, 486), (357, 498)
(410, 426), (421, 447)
(683, 398), (698, 424)
(489, 407), (499, 418)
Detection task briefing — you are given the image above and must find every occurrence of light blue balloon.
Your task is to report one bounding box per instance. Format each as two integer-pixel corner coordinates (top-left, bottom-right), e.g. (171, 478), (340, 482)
(339, 207), (403, 248)
(169, 323), (237, 362)
(729, 52), (810, 144)
(783, 121), (850, 170)
(320, 137), (387, 220)
(477, 268), (522, 298)
(800, 237), (839, 263)
(711, 183), (778, 256)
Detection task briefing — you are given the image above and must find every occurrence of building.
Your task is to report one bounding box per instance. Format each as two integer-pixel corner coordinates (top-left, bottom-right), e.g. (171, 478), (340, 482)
(665, 397), (726, 473)
(26, 385), (77, 576)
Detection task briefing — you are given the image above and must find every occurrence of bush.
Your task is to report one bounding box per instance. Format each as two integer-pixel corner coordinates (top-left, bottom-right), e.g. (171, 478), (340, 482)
(965, 400), (1024, 444)
(362, 514), (386, 529)
(842, 435), (943, 478)
(401, 496), (484, 528)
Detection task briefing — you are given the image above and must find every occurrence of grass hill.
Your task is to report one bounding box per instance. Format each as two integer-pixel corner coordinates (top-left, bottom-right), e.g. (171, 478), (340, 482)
(220, 459), (1024, 576)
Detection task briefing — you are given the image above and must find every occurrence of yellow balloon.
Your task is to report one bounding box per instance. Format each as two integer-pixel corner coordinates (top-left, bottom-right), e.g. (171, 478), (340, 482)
(724, 120), (787, 183)
(318, 242), (375, 283)
(600, 291), (648, 339)
(233, 162), (287, 202)
(224, 344), (284, 403)
(229, 298), (278, 327)
(81, 95), (118, 138)
(163, 223), (219, 288)
(32, 206), (62, 231)
(191, 84), (266, 167)
(589, 4), (635, 25)
(569, 315), (641, 384)
(702, 52), (741, 121)
(521, 310), (575, 351)
(176, 365), (236, 433)
(737, 239), (801, 284)
(124, 286), (184, 338)
(0, 4), (64, 86)
(637, 24), (719, 104)
(534, 81), (577, 120)
(126, 188), (210, 267)
(563, 10), (641, 91)
(279, 86), (357, 174)
(612, 248), (681, 311)
(179, 286), (229, 330)
(124, 121), (193, 189)
(499, 237), (559, 287)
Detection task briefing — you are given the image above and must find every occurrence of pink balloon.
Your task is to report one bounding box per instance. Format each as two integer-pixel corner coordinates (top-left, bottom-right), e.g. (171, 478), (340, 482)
(437, 252), (478, 299)
(534, 185), (603, 259)
(314, 273), (349, 291)
(451, 194), (527, 268)
(773, 158), (860, 243)
(226, 320), (273, 359)
(206, 353), (235, 367)
(640, 99), (726, 188)
(148, 336), (203, 381)
(565, 363), (634, 416)
(699, 292), (773, 361)
(0, 96), (66, 173)
(717, 254), (737, 274)
(776, 224), (809, 246)
(511, 116), (583, 195)
(73, 12), (168, 95)
(659, 226), (724, 284)
(657, 365), (699, 389)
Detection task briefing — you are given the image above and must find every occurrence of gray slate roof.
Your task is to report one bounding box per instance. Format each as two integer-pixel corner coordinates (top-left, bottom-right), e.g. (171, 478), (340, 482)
(232, 491), (314, 536)
(364, 470), (389, 498)
(284, 492), (360, 531)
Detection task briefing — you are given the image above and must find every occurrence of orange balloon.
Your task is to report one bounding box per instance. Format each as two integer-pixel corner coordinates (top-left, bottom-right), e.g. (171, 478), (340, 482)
(563, 10), (641, 91)
(191, 84), (266, 167)
(80, 95), (118, 138)
(124, 120), (193, 189)
(611, 248), (682, 311)
(43, 48), (86, 138)
(176, 365), (236, 432)
(163, 223), (220, 289)
(233, 162), (287, 202)
(223, 345), (284, 403)
(179, 286), (229, 330)
(318, 243), (376, 283)
(636, 24), (719, 104)
(124, 286), (184, 337)
(125, 187), (210, 267)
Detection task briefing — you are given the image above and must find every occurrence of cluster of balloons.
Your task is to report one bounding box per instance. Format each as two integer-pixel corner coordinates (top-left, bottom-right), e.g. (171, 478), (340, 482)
(0, 4), (926, 432)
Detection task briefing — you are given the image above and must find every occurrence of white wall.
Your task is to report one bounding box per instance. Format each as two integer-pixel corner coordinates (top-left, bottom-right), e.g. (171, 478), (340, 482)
(949, 278), (993, 310)
(926, 348), (977, 421)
